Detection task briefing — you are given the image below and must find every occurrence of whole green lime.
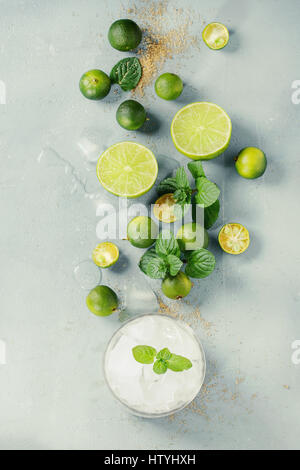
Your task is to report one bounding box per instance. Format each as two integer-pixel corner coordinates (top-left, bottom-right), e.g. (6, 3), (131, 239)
(86, 286), (118, 316)
(116, 100), (146, 130)
(155, 73), (183, 100)
(235, 147), (267, 179)
(127, 216), (158, 248)
(176, 222), (209, 252)
(162, 272), (192, 300)
(108, 19), (142, 51)
(79, 69), (111, 100)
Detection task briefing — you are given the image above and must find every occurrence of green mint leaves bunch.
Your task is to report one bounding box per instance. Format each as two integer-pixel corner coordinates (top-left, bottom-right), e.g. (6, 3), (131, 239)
(157, 167), (193, 218)
(132, 345), (192, 375)
(139, 231), (182, 279)
(139, 229), (216, 281)
(158, 161), (221, 230)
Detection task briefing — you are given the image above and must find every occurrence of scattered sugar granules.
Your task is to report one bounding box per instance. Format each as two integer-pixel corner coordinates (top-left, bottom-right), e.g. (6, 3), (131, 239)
(123, 0), (199, 96)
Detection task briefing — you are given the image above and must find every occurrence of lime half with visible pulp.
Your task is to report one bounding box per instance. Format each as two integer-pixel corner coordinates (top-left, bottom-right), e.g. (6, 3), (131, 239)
(202, 22), (229, 50)
(92, 242), (119, 268)
(153, 193), (177, 223)
(218, 223), (250, 255)
(97, 142), (158, 198)
(171, 102), (232, 160)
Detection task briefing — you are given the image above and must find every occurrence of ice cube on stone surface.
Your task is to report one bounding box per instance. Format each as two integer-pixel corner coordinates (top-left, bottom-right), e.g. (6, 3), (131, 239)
(119, 275), (159, 323)
(74, 260), (102, 290)
(77, 127), (106, 166)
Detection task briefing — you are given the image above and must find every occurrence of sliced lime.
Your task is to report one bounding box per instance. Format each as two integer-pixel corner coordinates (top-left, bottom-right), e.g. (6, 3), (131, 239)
(97, 142), (158, 198)
(171, 102), (232, 160)
(218, 223), (250, 255)
(92, 242), (119, 268)
(202, 22), (229, 50)
(153, 193), (177, 223)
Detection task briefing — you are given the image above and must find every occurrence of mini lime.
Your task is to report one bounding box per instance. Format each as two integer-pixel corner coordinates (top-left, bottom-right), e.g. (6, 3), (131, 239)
(202, 22), (229, 50)
(176, 223), (209, 252)
(86, 286), (118, 316)
(116, 100), (146, 130)
(79, 69), (111, 100)
(162, 272), (192, 300)
(235, 147), (267, 179)
(155, 73), (183, 100)
(108, 19), (142, 51)
(127, 216), (158, 248)
(92, 242), (119, 268)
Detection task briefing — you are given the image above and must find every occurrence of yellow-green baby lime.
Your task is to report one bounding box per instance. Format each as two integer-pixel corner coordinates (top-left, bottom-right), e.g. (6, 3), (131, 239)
(162, 272), (192, 300)
(155, 73), (183, 100)
(176, 223), (209, 251)
(235, 147), (267, 179)
(127, 216), (158, 248)
(108, 19), (142, 51)
(116, 100), (146, 130)
(79, 70), (111, 100)
(86, 286), (118, 316)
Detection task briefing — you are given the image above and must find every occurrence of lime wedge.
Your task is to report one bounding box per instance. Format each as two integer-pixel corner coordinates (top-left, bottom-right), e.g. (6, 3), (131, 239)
(92, 242), (119, 268)
(97, 142), (158, 198)
(171, 102), (232, 160)
(202, 22), (229, 50)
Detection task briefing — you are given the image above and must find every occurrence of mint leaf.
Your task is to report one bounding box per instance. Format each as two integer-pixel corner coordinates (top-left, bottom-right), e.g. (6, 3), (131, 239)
(146, 256), (168, 279)
(174, 188), (188, 205)
(185, 248), (216, 279)
(155, 231), (180, 258)
(176, 167), (190, 190)
(166, 354), (192, 372)
(156, 348), (172, 361)
(110, 57), (142, 91)
(188, 161), (205, 179)
(132, 345), (157, 364)
(153, 359), (168, 375)
(139, 249), (160, 276)
(157, 177), (179, 195)
(195, 177), (220, 208)
(204, 199), (220, 229)
(166, 255), (183, 277)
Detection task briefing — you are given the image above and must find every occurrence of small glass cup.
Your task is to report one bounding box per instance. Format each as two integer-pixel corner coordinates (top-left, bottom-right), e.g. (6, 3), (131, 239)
(103, 313), (206, 418)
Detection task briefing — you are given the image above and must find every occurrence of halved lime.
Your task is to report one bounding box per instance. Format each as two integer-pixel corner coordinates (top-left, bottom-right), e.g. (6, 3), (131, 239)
(218, 223), (250, 255)
(171, 102), (232, 160)
(202, 22), (229, 50)
(92, 242), (119, 268)
(153, 193), (177, 223)
(97, 142), (158, 198)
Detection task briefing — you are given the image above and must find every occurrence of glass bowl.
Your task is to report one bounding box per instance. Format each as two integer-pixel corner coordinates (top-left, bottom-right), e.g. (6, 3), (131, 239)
(103, 313), (206, 418)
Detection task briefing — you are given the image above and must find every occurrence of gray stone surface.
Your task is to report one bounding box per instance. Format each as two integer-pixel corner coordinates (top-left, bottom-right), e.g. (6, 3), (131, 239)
(0, 0), (300, 450)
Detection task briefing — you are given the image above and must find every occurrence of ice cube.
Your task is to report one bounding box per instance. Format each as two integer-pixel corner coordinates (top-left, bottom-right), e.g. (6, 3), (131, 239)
(73, 260), (102, 290)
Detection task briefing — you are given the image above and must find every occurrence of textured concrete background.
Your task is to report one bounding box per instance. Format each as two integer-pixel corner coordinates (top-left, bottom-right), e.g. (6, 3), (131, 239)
(0, 0), (300, 450)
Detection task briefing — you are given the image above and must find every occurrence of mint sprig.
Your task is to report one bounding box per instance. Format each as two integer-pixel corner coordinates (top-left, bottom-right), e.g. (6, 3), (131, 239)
(132, 346), (192, 374)
(157, 168), (192, 214)
(132, 345), (157, 364)
(139, 232), (182, 279)
(157, 162), (220, 227)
